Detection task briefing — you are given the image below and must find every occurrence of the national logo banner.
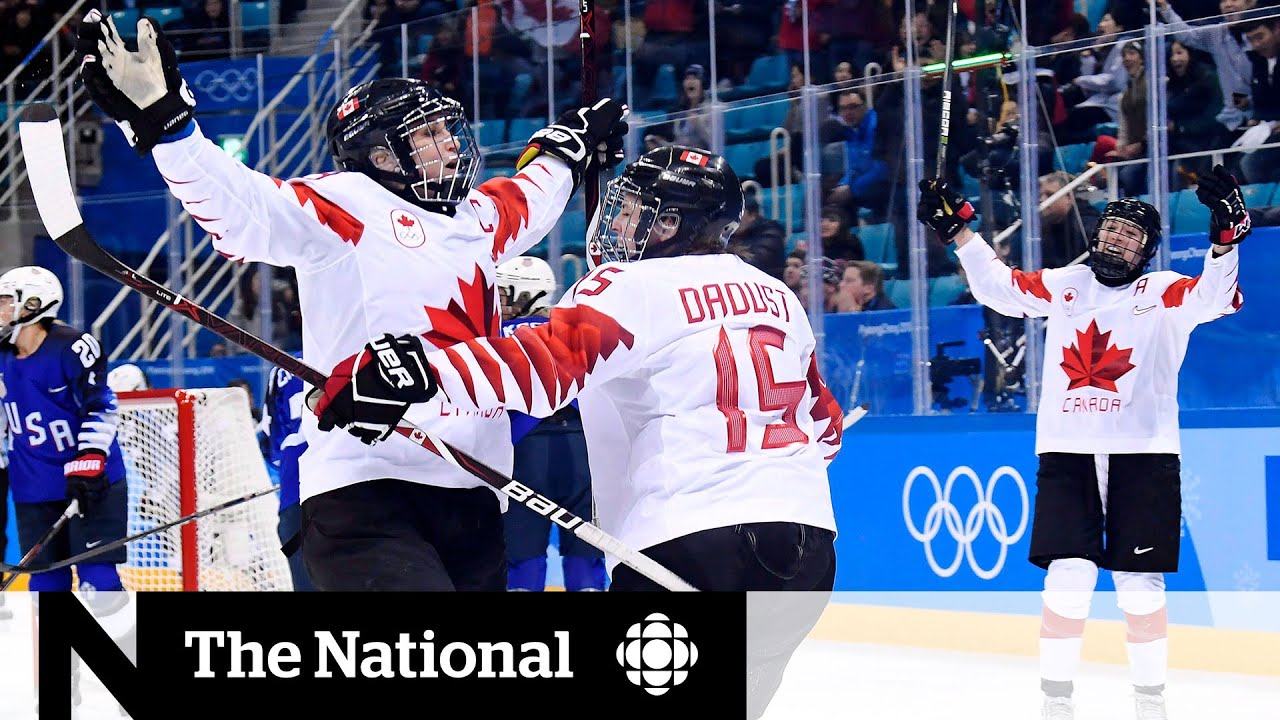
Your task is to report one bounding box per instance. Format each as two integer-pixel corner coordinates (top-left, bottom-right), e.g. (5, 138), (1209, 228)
(31, 591), (749, 719)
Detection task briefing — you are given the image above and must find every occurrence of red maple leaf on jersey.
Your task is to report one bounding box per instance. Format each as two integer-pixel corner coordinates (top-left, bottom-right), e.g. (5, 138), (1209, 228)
(1060, 320), (1135, 392)
(423, 265), (500, 350)
(397, 214), (416, 227)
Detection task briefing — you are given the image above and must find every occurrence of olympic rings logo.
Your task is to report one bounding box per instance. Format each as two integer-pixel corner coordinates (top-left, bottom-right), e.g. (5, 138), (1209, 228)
(902, 465), (1029, 580)
(192, 68), (258, 103)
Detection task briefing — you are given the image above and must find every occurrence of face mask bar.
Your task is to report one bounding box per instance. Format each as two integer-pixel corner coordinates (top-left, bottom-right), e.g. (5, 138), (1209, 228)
(587, 177), (661, 268)
(397, 101), (480, 206)
(1090, 217), (1149, 281)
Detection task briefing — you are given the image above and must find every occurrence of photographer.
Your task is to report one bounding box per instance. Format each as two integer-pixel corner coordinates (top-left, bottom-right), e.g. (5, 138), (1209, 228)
(1039, 171), (1100, 270)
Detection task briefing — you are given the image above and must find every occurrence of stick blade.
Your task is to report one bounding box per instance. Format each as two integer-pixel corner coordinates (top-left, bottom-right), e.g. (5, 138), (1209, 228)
(842, 403), (870, 430)
(18, 102), (84, 239)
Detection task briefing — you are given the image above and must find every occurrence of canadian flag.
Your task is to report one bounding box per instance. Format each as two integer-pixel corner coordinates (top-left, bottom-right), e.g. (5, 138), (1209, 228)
(336, 96), (360, 120)
(680, 150), (709, 166)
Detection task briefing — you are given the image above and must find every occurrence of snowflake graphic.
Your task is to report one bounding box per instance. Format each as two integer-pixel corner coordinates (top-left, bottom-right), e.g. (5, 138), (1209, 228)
(1234, 562), (1261, 592)
(1179, 470), (1202, 538)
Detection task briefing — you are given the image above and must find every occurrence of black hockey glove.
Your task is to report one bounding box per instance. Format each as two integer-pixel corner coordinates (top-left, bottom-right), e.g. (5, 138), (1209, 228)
(917, 179), (976, 243)
(1195, 164), (1252, 247)
(65, 450), (110, 512)
(76, 9), (196, 156)
(309, 333), (440, 446)
(516, 98), (629, 189)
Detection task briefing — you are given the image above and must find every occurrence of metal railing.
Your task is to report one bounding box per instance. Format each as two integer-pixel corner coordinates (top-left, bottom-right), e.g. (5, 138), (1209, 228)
(0, 0), (94, 215)
(91, 0), (380, 361)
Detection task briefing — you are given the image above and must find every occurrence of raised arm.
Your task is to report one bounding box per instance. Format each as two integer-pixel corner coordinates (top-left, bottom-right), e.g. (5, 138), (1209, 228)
(482, 99), (630, 263)
(917, 180), (1053, 319)
(1164, 165), (1250, 325)
(76, 11), (358, 271)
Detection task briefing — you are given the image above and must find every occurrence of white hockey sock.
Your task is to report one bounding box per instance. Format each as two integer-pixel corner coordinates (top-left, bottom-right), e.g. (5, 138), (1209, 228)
(1126, 638), (1168, 689)
(1040, 637), (1084, 686)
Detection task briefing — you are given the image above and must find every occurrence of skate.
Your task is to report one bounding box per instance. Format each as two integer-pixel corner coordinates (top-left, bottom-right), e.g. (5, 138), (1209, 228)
(1134, 691), (1168, 719)
(1041, 695), (1074, 720)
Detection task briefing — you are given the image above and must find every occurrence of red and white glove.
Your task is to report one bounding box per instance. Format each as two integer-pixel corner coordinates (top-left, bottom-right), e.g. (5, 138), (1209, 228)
(308, 333), (440, 445)
(65, 450), (109, 510)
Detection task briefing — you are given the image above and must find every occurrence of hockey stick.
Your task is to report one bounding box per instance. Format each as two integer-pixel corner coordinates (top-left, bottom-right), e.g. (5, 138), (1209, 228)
(935, 0), (958, 178)
(0, 500), (79, 589)
(579, 0), (600, 219)
(17, 103), (697, 593)
(842, 402), (870, 431)
(0, 489), (277, 576)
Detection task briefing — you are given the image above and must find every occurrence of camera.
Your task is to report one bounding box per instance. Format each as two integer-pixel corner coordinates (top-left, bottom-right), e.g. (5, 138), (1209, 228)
(929, 341), (982, 412)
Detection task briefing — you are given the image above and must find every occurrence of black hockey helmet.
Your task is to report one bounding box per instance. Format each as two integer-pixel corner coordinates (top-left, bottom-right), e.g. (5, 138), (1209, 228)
(1089, 197), (1162, 286)
(325, 78), (480, 213)
(586, 145), (743, 268)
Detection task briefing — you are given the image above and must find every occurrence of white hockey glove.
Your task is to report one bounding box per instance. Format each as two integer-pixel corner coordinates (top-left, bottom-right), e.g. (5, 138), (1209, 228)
(76, 9), (196, 155)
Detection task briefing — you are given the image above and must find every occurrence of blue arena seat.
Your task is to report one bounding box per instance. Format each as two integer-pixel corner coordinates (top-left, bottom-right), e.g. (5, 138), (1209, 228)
(856, 223), (896, 265)
(241, 1), (271, 32)
(928, 274), (968, 306)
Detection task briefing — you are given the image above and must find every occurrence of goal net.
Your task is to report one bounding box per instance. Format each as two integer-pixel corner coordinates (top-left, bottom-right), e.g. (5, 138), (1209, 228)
(114, 388), (294, 591)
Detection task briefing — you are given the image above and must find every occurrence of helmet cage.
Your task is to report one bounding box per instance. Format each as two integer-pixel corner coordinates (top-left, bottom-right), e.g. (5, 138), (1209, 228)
(587, 176), (662, 268)
(386, 96), (481, 208)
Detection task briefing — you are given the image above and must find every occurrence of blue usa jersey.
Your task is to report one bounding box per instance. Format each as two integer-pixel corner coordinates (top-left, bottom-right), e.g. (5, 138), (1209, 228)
(501, 317), (579, 443)
(261, 361), (306, 510)
(0, 324), (126, 503)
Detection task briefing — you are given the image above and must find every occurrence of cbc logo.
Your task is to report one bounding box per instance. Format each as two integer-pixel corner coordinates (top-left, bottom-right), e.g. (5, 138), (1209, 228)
(616, 613), (698, 696)
(902, 465), (1029, 580)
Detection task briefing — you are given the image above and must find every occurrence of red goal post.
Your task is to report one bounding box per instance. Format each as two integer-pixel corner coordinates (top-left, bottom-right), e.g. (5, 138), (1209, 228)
(114, 388), (293, 591)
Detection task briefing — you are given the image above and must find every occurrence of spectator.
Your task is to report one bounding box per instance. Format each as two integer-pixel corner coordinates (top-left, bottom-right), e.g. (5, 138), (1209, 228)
(835, 260), (896, 312)
(822, 0), (893, 76)
(646, 64), (713, 150)
(632, 0), (708, 91)
(1056, 10), (1133, 145)
(712, 0), (776, 90)
(1234, 16), (1280, 183)
(797, 256), (844, 312)
(1101, 40), (1149, 196)
(1157, 0), (1259, 138)
(776, 0), (829, 84)
(818, 204), (866, 262)
(1167, 39), (1228, 187)
(1038, 171), (1099, 270)
(783, 249), (805, 293)
(752, 64), (846, 186)
(728, 194), (787, 281)
(1, 0), (54, 92)
(1043, 13), (1094, 86)
(826, 89), (890, 222)
(177, 0), (232, 61)
(419, 18), (466, 100)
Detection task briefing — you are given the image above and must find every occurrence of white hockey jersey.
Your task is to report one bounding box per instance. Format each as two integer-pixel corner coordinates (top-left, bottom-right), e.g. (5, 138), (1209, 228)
(955, 235), (1243, 455)
(420, 254), (843, 573)
(151, 122), (574, 504)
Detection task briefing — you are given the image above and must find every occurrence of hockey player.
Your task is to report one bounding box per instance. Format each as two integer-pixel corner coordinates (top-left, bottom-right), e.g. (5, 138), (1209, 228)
(106, 363), (150, 393)
(0, 266), (129, 593)
(312, 145), (843, 589)
(918, 165), (1250, 720)
(261, 358), (314, 591)
(313, 147), (843, 718)
(495, 256), (606, 592)
(75, 11), (627, 590)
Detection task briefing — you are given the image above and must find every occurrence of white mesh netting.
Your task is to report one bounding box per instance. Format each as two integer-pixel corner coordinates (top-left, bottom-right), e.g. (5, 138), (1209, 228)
(114, 388), (293, 591)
